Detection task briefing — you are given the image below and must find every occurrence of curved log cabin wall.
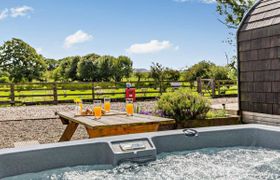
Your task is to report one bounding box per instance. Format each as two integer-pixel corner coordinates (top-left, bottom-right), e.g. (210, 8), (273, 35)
(238, 0), (280, 124)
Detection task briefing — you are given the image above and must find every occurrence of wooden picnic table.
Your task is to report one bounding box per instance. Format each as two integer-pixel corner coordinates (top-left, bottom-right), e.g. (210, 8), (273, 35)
(56, 111), (175, 142)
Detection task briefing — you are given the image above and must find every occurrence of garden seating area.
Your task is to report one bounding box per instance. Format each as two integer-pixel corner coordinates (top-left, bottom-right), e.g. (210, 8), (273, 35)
(0, 97), (238, 149)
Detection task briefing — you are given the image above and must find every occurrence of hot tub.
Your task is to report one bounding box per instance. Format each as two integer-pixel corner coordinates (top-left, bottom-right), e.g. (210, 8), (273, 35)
(1, 124), (280, 179)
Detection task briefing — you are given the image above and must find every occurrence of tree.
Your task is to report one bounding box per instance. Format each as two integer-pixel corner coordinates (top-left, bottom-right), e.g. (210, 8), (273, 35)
(149, 62), (166, 82)
(113, 56), (133, 82)
(183, 60), (214, 82)
(45, 58), (59, 71)
(227, 56), (238, 80)
(216, 0), (255, 46)
(165, 68), (181, 81)
(96, 55), (115, 81)
(65, 56), (80, 81)
(76, 53), (100, 81)
(216, 0), (255, 29)
(150, 62), (167, 92)
(0, 70), (9, 83)
(53, 56), (81, 81)
(77, 57), (99, 82)
(53, 57), (70, 81)
(51, 66), (62, 81)
(82, 53), (100, 61)
(134, 71), (147, 82)
(0, 38), (46, 82)
(208, 65), (230, 80)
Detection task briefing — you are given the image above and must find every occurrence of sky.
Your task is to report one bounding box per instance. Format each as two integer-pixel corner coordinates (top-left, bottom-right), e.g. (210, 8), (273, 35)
(0, 0), (235, 69)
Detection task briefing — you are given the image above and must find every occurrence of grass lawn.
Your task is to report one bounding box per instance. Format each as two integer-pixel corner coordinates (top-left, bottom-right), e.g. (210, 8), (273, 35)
(0, 82), (237, 105)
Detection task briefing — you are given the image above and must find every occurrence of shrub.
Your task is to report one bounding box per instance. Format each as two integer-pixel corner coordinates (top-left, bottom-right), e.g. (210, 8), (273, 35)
(156, 89), (210, 122)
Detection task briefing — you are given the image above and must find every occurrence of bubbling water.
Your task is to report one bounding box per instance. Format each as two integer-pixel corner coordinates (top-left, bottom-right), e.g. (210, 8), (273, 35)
(6, 147), (280, 180)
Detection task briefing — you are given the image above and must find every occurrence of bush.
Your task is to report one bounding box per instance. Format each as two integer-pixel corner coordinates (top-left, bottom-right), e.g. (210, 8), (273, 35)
(156, 89), (210, 122)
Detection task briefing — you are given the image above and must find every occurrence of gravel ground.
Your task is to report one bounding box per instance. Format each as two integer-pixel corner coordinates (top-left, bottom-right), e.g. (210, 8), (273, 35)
(0, 101), (157, 121)
(0, 98), (237, 149)
(0, 119), (88, 149)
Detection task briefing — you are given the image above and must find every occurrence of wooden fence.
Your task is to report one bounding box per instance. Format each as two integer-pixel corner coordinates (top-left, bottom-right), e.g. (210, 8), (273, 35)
(0, 79), (237, 106)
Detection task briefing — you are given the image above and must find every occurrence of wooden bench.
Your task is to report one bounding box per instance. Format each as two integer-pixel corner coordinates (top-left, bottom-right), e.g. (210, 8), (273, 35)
(56, 111), (175, 142)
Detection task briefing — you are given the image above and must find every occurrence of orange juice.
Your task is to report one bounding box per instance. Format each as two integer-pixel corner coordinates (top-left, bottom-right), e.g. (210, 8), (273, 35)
(79, 102), (83, 114)
(94, 106), (102, 119)
(104, 102), (111, 112)
(126, 103), (134, 116)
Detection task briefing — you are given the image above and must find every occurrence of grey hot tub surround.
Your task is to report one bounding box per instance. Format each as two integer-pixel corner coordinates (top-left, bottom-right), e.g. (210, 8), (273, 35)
(1, 124), (280, 178)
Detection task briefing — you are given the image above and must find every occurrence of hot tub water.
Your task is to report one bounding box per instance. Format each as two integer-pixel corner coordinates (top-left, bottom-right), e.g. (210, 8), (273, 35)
(5, 146), (280, 180)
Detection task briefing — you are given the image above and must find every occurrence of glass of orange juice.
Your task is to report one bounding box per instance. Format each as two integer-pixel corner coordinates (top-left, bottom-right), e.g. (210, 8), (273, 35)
(74, 98), (83, 115)
(78, 101), (83, 115)
(93, 100), (102, 119)
(104, 98), (111, 113)
(126, 98), (134, 116)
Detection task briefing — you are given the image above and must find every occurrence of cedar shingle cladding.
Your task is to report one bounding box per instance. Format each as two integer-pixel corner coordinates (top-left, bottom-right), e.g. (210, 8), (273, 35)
(238, 0), (280, 115)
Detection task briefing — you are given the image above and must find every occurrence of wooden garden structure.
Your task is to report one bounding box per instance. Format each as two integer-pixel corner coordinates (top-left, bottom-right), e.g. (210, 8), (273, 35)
(238, 0), (280, 124)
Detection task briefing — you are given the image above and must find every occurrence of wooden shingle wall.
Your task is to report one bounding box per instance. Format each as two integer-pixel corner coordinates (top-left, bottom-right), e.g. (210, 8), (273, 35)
(238, 0), (280, 118)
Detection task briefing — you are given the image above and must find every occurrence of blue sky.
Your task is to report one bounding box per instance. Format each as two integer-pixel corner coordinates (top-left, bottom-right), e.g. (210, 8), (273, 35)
(0, 0), (234, 69)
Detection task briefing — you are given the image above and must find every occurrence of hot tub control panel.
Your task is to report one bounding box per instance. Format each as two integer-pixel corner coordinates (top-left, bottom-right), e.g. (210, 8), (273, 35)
(110, 138), (157, 165)
(120, 142), (146, 151)
(111, 139), (153, 153)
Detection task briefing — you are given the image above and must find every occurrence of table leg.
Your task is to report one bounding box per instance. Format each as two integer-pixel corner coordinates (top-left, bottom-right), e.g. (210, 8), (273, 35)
(59, 122), (79, 142)
(60, 117), (69, 125)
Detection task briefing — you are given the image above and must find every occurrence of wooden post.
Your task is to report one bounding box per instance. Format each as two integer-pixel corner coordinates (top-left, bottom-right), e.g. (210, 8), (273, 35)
(10, 83), (15, 106)
(211, 79), (216, 98)
(53, 82), (58, 105)
(92, 82), (95, 100)
(197, 77), (202, 94)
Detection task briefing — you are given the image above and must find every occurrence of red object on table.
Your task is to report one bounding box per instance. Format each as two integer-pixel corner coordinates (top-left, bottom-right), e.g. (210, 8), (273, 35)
(125, 88), (136, 101)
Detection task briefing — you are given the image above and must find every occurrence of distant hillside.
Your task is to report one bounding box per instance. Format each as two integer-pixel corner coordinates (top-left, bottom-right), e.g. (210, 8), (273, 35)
(134, 68), (149, 73)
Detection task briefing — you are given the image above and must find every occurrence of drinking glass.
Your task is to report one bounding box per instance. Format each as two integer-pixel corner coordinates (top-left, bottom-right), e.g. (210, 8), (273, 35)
(75, 99), (83, 115)
(93, 100), (102, 119)
(104, 98), (111, 113)
(126, 98), (134, 116)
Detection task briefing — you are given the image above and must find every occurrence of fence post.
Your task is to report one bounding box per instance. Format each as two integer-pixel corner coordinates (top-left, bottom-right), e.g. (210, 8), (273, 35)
(211, 79), (216, 98)
(10, 83), (15, 106)
(53, 82), (58, 105)
(92, 82), (95, 100)
(196, 77), (202, 94)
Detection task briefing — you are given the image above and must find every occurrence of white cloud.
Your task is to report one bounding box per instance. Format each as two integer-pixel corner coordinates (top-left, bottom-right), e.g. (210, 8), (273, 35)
(10, 6), (33, 17)
(0, 6), (33, 21)
(64, 30), (93, 48)
(174, 0), (216, 4)
(126, 40), (174, 54)
(0, 9), (8, 20)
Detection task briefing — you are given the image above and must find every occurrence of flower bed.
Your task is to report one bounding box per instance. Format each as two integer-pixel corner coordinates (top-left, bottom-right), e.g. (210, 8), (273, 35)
(136, 89), (240, 130)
